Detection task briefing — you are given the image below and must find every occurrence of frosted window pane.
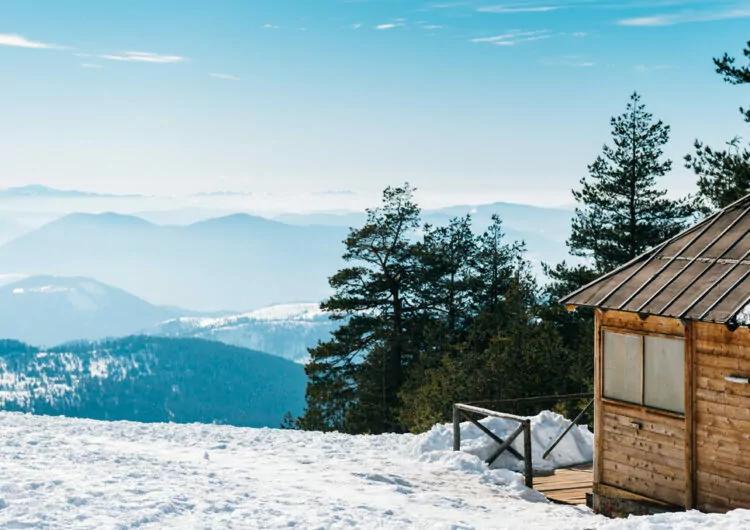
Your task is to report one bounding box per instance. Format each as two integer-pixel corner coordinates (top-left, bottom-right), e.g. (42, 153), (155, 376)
(644, 336), (685, 413)
(603, 332), (643, 404)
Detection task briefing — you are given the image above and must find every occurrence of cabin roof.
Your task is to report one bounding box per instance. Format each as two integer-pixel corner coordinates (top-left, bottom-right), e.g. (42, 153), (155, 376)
(561, 194), (750, 325)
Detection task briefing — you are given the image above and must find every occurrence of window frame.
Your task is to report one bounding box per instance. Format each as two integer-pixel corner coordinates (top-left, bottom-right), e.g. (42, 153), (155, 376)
(600, 326), (686, 416)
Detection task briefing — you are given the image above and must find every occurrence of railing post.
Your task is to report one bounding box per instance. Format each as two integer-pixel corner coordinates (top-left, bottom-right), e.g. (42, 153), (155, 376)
(453, 405), (461, 451)
(523, 419), (533, 489)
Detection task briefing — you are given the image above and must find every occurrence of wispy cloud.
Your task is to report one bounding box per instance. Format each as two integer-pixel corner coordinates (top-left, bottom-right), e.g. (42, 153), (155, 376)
(541, 55), (595, 67)
(635, 64), (674, 72)
(352, 23), (363, 29)
(472, 30), (551, 45)
(425, 2), (466, 8)
(100, 51), (187, 64)
(421, 24), (444, 29)
(80, 63), (102, 68)
(0, 33), (66, 50)
(619, 7), (750, 26)
(478, 4), (563, 13)
(263, 24), (281, 29)
(209, 73), (241, 81)
(376, 23), (404, 30)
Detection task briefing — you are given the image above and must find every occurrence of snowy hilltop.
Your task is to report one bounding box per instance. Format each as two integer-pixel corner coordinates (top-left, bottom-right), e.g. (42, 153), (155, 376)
(147, 303), (337, 363)
(0, 412), (747, 529)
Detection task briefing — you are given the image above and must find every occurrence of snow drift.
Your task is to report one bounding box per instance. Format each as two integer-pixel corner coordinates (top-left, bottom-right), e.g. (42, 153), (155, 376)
(410, 410), (593, 472)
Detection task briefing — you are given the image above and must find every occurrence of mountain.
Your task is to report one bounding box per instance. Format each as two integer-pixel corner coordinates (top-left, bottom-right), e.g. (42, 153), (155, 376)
(0, 216), (27, 246)
(0, 184), (143, 199)
(148, 303), (337, 363)
(0, 336), (306, 428)
(0, 213), (348, 311)
(0, 276), (188, 346)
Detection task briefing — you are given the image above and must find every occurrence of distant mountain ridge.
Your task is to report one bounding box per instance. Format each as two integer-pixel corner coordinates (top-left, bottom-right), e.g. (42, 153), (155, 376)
(274, 201), (573, 269)
(0, 185), (144, 199)
(0, 213), (348, 310)
(0, 337), (306, 427)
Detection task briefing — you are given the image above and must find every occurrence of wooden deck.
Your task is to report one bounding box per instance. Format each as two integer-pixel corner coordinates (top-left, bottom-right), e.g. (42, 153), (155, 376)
(534, 464), (593, 505)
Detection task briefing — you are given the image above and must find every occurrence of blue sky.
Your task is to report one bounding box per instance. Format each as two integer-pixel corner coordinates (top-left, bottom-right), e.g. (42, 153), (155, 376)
(1, 0), (749, 206)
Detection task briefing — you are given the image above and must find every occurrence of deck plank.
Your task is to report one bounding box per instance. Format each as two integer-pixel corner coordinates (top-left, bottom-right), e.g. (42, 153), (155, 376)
(534, 464), (593, 505)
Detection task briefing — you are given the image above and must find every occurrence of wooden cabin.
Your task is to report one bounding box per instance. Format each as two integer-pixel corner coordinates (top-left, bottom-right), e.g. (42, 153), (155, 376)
(561, 196), (750, 516)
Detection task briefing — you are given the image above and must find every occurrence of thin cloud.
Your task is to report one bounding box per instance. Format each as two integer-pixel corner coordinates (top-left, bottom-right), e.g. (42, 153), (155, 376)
(352, 23), (363, 29)
(80, 63), (103, 68)
(635, 64), (674, 72)
(471, 30), (551, 45)
(100, 51), (187, 64)
(619, 8), (750, 26)
(263, 24), (281, 29)
(209, 73), (241, 81)
(376, 23), (404, 30)
(478, 4), (563, 13)
(0, 33), (66, 50)
(421, 25), (444, 29)
(542, 56), (595, 67)
(74, 53), (90, 57)
(425, 2), (466, 8)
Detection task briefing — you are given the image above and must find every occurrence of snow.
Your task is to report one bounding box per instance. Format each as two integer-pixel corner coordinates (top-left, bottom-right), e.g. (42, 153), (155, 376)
(735, 303), (750, 325)
(0, 411), (749, 529)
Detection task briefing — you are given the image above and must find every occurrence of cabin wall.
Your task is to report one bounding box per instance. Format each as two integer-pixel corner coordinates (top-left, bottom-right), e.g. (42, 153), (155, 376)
(595, 310), (687, 510)
(693, 322), (750, 512)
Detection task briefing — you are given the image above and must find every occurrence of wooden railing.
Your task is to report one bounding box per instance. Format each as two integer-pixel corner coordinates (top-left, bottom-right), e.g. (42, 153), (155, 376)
(453, 403), (534, 488)
(452, 394), (595, 489)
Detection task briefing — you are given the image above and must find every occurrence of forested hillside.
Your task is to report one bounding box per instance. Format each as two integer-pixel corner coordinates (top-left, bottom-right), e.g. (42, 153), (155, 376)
(0, 337), (306, 427)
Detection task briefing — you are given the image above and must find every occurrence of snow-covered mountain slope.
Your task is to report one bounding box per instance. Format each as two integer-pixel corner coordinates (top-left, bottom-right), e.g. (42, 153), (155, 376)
(0, 412), (743, 529)
(0, 337), (306, 428)
(147, 303), (337, 363)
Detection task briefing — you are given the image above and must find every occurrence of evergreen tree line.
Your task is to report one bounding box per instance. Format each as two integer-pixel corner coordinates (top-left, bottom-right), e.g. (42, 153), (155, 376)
(291, 40), (750, 434)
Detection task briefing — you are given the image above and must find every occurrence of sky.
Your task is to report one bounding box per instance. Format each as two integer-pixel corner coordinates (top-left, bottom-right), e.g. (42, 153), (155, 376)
(1, 0), (749, 207)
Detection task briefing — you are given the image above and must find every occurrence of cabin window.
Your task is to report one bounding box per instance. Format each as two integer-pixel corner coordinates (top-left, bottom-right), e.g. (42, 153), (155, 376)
(602, 331), (685, 414)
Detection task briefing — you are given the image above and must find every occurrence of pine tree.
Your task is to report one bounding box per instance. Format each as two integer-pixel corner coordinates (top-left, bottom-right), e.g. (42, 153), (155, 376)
(686, 41), (750, 211)
(398, 218), (536, 432)
(300, 184), (421, 434)
(569, 92), (693, 272)
(414, 216), (477, 349)
(686, 137), (750, 212)
(714, 40), (750, 123)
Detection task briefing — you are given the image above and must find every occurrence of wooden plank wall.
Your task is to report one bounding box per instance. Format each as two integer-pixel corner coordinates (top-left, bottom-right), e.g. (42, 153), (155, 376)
(693, 322), (750, 512)
(599, 400), (686, 506)
(598, 311), (686, 507)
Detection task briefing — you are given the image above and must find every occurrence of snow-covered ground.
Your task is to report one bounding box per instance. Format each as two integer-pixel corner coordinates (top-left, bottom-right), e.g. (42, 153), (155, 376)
(0, 412), (749, 529)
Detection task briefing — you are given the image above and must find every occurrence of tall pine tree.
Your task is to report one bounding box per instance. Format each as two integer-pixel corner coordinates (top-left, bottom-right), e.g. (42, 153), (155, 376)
(570, 92), (693, 272)
(300, 185), (421, 434)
